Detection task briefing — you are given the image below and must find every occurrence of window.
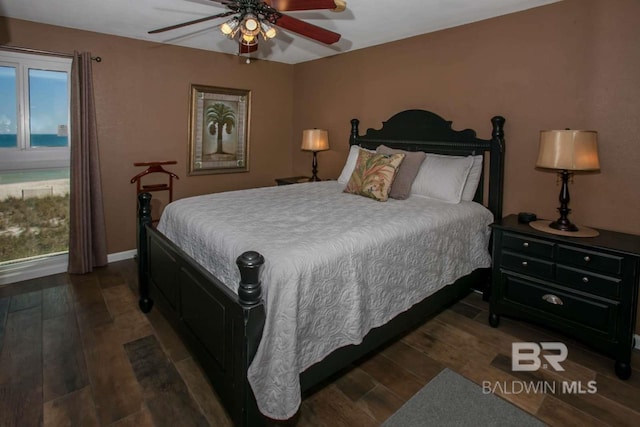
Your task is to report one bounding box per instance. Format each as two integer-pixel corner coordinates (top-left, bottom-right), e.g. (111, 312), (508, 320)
(0, 51), (71, 275)
(0, 51), (71, 170)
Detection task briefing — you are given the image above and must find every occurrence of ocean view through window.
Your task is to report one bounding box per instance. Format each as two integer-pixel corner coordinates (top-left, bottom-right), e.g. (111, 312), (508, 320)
(0, 133), (69, 148)
(0, 50), (71, 276)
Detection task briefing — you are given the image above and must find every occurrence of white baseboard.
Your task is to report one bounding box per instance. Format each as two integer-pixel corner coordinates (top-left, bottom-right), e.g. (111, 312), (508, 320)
(0, 249), (137, 286)
(108, 249), (137, 263)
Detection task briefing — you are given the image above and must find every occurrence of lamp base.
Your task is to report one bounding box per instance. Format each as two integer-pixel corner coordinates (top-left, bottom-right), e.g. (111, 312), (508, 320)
(549, 219), (578, 232)
(529, 220), (599, 238)
(310, 151), (320, 182)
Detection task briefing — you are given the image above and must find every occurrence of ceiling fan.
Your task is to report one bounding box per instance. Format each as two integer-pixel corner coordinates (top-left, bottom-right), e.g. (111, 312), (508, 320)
(149, 0), (347, 54)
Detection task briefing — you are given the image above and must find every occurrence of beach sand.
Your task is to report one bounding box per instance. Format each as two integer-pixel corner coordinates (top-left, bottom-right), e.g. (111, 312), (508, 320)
(0, 179), (70, 200)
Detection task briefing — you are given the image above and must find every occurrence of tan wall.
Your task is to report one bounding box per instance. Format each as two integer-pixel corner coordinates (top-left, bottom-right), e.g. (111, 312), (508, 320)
(292, 0), (640, 236)
(2, 18), (294, 254)
(291, 0), (640, 332)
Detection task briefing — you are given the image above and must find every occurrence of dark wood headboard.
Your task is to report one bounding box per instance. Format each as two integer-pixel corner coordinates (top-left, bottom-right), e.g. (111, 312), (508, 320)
(349, 110), (505, 219)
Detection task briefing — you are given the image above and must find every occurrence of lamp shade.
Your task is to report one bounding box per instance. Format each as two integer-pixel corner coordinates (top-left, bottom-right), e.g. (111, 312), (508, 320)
(301, 129), (329, 152)
(536, 130), (600, 171)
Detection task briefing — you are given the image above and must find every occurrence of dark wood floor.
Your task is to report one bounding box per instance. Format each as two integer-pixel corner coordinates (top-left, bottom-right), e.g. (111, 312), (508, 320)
(1, 259), (639, 426)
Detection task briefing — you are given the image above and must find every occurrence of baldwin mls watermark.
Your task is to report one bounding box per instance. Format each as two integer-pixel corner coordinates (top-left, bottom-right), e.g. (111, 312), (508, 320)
(482, 342), (598, 395)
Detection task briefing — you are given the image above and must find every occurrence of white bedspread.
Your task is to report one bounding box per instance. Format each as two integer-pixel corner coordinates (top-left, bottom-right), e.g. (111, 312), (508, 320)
(157, 181), (493, 420)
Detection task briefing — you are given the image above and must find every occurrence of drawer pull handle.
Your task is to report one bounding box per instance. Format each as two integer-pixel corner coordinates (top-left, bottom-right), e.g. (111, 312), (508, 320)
(582, 277), (589, 283)
(542, 294), (564, 305)
(584, 256), (591, 262)
(521, 261), (528, 267)
(523, 242), (529, 248)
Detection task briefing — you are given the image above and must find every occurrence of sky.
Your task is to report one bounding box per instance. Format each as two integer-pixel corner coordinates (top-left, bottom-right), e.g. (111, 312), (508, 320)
(0, 66), (69, 135)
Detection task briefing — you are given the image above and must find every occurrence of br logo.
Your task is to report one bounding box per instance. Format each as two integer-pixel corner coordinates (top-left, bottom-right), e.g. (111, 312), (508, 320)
(512, 342), (568, 371)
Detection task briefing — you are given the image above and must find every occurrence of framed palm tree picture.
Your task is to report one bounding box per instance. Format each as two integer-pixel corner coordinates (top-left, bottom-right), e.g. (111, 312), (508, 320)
(188, 84), (251, 175)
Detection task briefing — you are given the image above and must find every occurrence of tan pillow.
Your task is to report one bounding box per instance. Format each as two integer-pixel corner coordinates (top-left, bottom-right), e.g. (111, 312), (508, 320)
(343, 150), (405, 202)
(377, 145), (426, 200)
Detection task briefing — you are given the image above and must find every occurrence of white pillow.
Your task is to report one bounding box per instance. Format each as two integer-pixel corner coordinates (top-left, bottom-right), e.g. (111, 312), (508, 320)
(410, 154), (474, 203)
(461, 154), (483, 201)
(418, 153), (483, 202)
(337, 145), (375, 184)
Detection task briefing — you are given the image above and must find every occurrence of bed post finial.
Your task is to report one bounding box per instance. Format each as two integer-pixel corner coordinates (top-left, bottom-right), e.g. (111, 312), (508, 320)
(350, 119), (360, 145)
(137, 192), (154, 313)
(237, 251), (265, 306)
(491, 116), (505, 149)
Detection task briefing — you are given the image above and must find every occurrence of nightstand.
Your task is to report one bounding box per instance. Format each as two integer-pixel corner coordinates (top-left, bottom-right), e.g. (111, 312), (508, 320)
(489, 214), (640, 379)
(275, 176), (312, 186)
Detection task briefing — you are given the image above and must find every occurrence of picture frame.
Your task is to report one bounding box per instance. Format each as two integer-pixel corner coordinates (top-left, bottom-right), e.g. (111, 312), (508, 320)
(188, 84), (251, 175)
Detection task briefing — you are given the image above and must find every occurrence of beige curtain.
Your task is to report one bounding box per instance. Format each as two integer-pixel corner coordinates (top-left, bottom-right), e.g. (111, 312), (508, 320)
(68, 51), (108, 274)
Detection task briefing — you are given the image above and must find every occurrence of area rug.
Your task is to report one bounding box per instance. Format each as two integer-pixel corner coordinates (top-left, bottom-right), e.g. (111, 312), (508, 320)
(382, 368), (546, 427)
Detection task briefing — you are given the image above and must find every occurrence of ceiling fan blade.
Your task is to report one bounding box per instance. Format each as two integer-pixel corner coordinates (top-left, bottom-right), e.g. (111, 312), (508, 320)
(265, 0), (346, 12)
(148, 11), (234, 34)
(272, 14), (341, 44)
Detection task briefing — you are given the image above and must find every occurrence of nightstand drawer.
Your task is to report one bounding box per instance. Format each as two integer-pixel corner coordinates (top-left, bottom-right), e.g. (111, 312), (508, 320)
(503, 233), (554, 259)
(490, 214), (640, 380)
(558, 245), (623, 275)
(503, 275), (616, 335)
(502, 250), (554, 280)
(556, 265), (621, 299)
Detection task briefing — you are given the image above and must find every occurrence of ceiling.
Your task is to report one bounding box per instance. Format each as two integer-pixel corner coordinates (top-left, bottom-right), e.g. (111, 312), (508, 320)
(1, 0), (560, 64)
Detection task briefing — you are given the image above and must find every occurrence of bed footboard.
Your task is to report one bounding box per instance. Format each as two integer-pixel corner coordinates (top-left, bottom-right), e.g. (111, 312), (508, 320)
(137, 193), (266, 426)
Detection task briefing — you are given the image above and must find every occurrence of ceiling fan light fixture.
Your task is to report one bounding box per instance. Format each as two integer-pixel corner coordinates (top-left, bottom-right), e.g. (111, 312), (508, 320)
(241, 39), (257, 46)
(260, 22), (277, 39)
(148, 0), (347, 58)
(242, 33), (256, 43)
(220, 17), (239, 36)
(241, 14), (261, 37)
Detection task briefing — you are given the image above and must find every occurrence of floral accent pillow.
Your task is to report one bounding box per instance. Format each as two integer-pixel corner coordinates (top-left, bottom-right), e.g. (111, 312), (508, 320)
(343, 150), (405, 201)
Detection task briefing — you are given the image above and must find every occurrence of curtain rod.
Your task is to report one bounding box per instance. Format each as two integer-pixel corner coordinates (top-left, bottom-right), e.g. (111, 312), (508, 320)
(0, 45), (102, 62)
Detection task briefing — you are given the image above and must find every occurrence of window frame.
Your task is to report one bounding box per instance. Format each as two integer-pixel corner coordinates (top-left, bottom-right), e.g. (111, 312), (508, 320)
(0, 51), (72, 171)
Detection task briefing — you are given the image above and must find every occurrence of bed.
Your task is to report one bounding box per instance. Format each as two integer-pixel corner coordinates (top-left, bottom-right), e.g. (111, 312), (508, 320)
(136, 109), (505, 425)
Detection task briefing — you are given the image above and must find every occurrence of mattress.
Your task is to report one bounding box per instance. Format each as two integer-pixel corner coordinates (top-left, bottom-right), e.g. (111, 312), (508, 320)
(157, 180), (493, 419)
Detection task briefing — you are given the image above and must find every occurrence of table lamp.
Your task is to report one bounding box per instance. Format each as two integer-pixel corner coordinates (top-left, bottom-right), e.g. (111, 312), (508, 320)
(534, 129), (600, 234)
(301, 129), (329, 181)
